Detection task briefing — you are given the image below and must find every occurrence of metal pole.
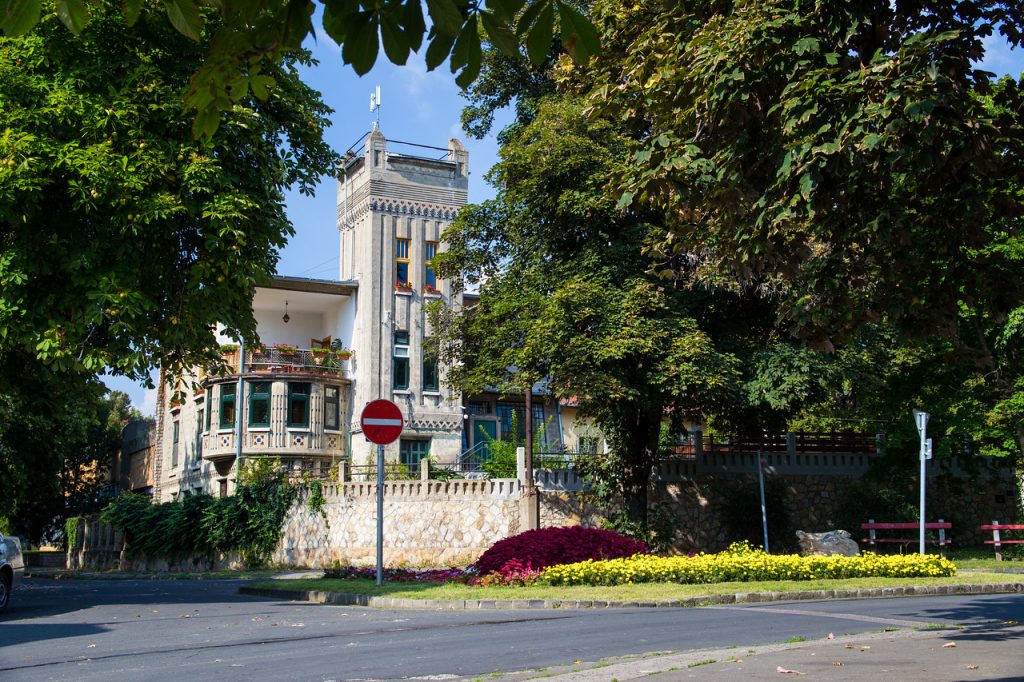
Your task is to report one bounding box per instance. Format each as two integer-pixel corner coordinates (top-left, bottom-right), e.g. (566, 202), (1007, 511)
(235, 337), (246, 477)
(524, 386), (533, 482)
(757, 449), (769, 553)
(919, 426), (926, 555)
(917, 409), (933, 552)
(376, 443), (384, 586)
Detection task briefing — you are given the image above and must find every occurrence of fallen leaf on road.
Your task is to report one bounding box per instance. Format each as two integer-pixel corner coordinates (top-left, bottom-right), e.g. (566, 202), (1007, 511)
(832, 662), (843, 667)
(86, 644), (96, 649)
(943, 643), (957, 648)
(574, 660), (582, 665)
(966, 665), (978, 670)
(776, 666), (806, 675)
(827, 633), (834, 640)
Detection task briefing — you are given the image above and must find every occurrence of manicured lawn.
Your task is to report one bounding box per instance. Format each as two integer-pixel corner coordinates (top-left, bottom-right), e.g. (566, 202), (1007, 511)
(251, 572), (1019, 602)
(951, 558), (1024, 570)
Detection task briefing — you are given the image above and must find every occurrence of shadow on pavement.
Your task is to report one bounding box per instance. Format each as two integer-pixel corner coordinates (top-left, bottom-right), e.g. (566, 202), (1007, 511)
(0, 623), (110, 648)
(905, 594), (1024, 625)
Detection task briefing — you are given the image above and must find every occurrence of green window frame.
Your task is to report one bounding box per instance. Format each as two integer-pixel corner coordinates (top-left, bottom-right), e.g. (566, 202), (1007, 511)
(205, 388), (212, 431)
(195, 409), (204, 460)
(324, 385), (340, 431)
(422, 344), (439, 392)
(248, 381), (271, 427)
(399, 439), (430, 473)
(496, 403), (546, 445)
(219, 384), (236, 428)
(393, 330), (409, 390)
(287, 382), (310, 428)
(171, 420), (180, 468)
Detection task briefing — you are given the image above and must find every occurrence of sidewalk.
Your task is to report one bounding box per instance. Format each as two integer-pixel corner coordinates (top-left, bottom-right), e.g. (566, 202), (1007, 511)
(500, 623), (1024, 681)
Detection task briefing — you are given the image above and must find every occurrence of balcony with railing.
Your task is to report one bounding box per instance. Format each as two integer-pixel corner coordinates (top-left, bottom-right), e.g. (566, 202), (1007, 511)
(218, 345), (353, 379)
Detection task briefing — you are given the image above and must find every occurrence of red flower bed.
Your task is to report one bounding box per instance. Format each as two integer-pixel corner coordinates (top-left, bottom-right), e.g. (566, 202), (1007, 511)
(474, 526), (647, 576)
(324, 566), (472, 583)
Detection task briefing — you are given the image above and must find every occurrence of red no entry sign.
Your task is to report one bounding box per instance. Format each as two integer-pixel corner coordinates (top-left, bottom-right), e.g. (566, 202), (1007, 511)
(361, 399), (404, 445)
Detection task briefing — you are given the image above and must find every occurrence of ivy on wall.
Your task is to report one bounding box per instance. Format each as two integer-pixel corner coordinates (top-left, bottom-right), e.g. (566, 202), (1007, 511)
(101, 460), (304, 568)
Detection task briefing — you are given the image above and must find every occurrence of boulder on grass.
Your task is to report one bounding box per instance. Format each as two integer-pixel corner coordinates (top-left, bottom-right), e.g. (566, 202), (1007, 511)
(795, 529), (859, 557)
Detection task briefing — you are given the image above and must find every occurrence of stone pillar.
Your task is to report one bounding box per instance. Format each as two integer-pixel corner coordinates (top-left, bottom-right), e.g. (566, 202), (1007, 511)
(517, 446), (539, 530)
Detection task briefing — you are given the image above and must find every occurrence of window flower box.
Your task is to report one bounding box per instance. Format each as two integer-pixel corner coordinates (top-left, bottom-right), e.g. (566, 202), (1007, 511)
(423, 284), (441, 296)
(395, 281), (413, 293)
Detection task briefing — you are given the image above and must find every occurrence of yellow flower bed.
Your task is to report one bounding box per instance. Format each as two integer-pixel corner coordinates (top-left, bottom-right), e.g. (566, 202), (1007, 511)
(540, 542), (956, 586)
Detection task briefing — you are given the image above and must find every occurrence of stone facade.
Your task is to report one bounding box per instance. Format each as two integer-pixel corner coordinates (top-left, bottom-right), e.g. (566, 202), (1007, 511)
(275, 479), (521, 567)
(341, 130), (469, 469)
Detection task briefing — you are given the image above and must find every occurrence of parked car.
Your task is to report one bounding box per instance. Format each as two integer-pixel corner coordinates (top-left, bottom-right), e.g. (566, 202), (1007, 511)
(1, 533), (25, 613)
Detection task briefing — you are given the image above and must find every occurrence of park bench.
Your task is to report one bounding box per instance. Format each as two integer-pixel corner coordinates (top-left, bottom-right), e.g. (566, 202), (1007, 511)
(979, 521), (1024, 561)
(861, 520), (952, 556)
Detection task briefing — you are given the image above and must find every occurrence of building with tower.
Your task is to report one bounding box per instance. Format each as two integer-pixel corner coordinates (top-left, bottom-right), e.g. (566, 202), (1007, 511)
(150, 128), (478, 501)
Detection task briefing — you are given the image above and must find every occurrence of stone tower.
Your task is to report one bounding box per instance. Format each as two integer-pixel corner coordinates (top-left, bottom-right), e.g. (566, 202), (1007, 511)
(338, 129), (469, 468)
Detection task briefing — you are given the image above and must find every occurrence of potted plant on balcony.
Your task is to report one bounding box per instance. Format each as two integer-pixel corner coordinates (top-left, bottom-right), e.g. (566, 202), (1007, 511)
(271, 343), (297, 362)
(395, 280), (413, 293)
(219, 343), (239, 369)
(310, 346), (332, 366)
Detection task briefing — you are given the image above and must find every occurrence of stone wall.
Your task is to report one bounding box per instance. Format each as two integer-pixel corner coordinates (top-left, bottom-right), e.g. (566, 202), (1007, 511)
(68, 458), (1020, 571)
(274, 479), (523, 568)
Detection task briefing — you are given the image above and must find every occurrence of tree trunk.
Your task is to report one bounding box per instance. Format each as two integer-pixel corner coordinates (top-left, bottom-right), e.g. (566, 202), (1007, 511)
(620, 402), (664, 529)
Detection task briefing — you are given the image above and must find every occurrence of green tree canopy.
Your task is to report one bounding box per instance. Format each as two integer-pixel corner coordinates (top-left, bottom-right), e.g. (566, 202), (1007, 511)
(433, 96), (746, 528)
(582, 0), (1024, 348)
(570, 0), (1024, 460)
(0, 2), (337, 381)
(0, 358), (140, 544)
(1, 0), (599, 135)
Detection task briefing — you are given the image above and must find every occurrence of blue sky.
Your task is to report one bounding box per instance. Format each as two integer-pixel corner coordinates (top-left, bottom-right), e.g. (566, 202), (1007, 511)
(105, 30), (1023, 416)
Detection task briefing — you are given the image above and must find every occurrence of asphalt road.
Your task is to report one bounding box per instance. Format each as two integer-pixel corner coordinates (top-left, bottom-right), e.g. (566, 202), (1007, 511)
(0, 578), (1021, 681)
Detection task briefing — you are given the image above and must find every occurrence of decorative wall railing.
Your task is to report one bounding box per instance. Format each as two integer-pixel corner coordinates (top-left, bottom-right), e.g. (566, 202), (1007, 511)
(220, 347), (351, 377)
(671, 431), (881, 458)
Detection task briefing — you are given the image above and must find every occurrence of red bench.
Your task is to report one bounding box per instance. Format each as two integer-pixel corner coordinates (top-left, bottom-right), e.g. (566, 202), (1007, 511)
(861, 520), (952, 556)
(979, 521), (1024, 561)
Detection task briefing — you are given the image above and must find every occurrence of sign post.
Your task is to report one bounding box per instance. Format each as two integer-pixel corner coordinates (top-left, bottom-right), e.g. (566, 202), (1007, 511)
(360, 399), (404, 586)
(913, 409), (930, 555)
(757, 449), (769, 554)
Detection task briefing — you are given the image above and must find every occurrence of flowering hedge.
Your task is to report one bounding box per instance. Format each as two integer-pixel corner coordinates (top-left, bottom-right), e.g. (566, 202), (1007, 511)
(540, 542), (956, 586)
(475, 526), (647, 577)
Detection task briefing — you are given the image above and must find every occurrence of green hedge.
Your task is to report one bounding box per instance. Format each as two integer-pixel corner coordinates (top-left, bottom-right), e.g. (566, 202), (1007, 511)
(101, 464), (297, 568)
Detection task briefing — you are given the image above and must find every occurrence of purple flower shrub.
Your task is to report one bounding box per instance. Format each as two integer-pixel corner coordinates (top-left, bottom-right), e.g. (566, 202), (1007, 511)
(324, 565), (475, 583)
(474, 526), (648, 577)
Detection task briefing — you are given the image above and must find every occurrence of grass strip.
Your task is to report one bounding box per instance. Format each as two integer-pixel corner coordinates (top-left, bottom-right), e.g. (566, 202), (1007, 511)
(250, 572), (1019, 602)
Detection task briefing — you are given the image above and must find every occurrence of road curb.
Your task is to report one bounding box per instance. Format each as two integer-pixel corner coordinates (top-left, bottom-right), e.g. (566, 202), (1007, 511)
(238, 581), (1024, 610)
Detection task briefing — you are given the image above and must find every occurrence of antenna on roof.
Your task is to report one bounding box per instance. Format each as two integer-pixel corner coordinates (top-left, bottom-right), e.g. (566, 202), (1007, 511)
(370, 85), (381, 131)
